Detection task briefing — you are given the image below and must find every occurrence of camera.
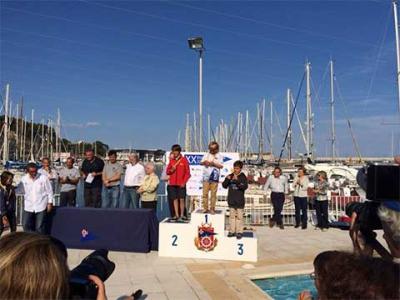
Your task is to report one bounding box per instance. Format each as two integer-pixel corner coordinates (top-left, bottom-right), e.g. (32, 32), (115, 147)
(365, 163), (400, 202)
(345, 163), (399, 241)
(356, 163), (400, 202)
(69, 249), (115, 299)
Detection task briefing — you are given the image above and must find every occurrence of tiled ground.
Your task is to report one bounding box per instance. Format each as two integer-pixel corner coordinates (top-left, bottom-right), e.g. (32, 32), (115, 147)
(67, 226), (386, 300)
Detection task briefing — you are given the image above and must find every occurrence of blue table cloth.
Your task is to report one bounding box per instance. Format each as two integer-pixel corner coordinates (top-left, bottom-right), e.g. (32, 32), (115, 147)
(50, 207), (158, 252)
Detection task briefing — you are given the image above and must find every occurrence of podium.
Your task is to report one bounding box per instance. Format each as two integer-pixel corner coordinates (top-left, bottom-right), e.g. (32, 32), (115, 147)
(159, 210), (257, 262)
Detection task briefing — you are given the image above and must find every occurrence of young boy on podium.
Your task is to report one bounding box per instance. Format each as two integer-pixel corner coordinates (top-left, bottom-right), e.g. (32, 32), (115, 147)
(222, 161), (248, 239)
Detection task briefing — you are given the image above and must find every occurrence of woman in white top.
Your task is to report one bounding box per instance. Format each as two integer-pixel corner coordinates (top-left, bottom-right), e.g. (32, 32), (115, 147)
(293, 166), (309, 229)
(38, 157), (59, 193)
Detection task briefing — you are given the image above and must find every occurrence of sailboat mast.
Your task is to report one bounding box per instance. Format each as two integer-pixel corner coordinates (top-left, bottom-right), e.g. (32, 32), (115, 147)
(270, 101), (273, 159)
(306, 62), (313, 159)
(207, 114), (211, 144)
(185, 113), (191, 151)
(245, 110), (249, 159)
(3, 84), (10, 164)
(30, 109), (34, 162)
(23, 116), (27, 161)
(393, 1), (400, 112)
(15, 103), (19, 161)
(330, 59), (336, 161)
(287, 89), (292, 161)
(56, 108), (62, 160)
(41, 118), (45, 159)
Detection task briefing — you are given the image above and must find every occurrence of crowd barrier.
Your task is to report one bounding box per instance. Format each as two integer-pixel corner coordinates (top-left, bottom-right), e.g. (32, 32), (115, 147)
(14, 194), (361, 227)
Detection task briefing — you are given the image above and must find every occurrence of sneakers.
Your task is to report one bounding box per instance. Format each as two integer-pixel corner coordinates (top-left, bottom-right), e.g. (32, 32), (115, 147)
(301, 226), (307, 230)
(279, 224), (285, 230)
(227, 232), (236, 238)
(294, 224), (300, 228)
(236, 233), (243, 239)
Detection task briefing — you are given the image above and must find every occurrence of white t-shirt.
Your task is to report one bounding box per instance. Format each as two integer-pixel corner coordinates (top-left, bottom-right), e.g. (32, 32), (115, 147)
(201, 153), (223, 182)
(124, 163), (145, 187)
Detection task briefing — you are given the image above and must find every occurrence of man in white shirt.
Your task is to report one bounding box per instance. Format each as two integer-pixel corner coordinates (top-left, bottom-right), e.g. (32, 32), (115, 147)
(264, 166), (288, 229)
(200, 142), (223, 214)
(123, 154), (145, 209)
(17, 163), (53, 234)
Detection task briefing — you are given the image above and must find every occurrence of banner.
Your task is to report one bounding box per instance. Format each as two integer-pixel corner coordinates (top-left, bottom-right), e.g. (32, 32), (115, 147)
(166, 152), (240, 196)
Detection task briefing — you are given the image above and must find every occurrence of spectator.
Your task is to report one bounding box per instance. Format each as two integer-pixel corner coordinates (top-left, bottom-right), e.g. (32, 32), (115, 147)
(0, 171), (16, 236)
(293, 166), (309, 229)
(17, 163), (53, 234)
(0, 232), (107, 300)
(102, 150), (123, 208)
(222, 160), (248, 239)
(81, 149), (105, 208)
(122, 154), (145, 209)
(314, 171), (329, 231)
(138, 162), (160, 212)
(58, 157), (80, 207)
(264, 166), (288, 229)
(38, 157), (59, 193)
(298, 251), (399, 300)
(166, 144), (191, 221)
(200, 141), (223, 214)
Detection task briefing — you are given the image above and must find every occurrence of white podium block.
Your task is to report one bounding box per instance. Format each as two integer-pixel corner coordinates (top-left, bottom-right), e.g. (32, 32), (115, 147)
(159, 209), (257, 262)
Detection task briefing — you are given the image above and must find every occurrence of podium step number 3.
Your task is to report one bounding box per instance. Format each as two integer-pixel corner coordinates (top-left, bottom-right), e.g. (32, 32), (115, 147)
(159, 210), (258, 262)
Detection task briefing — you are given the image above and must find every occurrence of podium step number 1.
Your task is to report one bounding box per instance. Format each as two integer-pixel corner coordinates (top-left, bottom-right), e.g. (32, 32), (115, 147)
(159, 209), (258, 262)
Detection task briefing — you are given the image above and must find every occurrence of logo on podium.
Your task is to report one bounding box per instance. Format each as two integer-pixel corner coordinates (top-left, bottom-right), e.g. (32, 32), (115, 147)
(194, 222), (218, 251)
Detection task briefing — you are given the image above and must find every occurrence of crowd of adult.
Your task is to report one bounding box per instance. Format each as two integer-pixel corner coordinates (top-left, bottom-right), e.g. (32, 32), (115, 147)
(0, 148), (160, 236)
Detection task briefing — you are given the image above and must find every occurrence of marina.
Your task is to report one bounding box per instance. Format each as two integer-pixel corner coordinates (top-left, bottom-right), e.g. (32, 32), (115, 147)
(1, 1), (400, 300)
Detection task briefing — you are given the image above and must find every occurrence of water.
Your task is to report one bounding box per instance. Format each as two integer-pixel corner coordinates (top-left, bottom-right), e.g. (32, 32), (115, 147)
(55, 164), (171, 221)
(252, 274), (317, 300)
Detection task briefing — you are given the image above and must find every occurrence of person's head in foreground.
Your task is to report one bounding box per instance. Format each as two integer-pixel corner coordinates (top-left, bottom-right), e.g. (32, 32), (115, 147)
(128, 153), (139, 164)
(108, 150), (117, 163)
(66, 157), (75, 168)
(171, 144), (182, 159)
(300, 250), (399, 300)
(1, 171), (14, 188)
(145, 162), (156, 175)
(233, 160), (243, 175)
(316, 171), (327, 182)
(41, 157), (51, 170)
(0, 232), (69, 299)
(26, 162), (38, 178)
(208, 141), (219, 154)
(297, 166), (306, 177)
(273, 166), (282, 178)
(85, 148), (95, 161)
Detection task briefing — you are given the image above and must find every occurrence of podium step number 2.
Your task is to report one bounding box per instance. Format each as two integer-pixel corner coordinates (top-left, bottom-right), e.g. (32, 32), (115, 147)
(159, 210), (258, 262)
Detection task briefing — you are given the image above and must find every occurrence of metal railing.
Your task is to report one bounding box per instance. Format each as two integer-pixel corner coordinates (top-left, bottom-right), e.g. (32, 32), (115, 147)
(14, 194), (361, 227)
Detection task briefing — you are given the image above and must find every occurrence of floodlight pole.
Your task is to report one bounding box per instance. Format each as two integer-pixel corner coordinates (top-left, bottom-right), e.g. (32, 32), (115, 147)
(198, 49), (203, 151)
(393, 1), (400, 112)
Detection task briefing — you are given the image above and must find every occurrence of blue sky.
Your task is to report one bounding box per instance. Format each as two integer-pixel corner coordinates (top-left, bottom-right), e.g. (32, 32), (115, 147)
(1, 0), (399, 157)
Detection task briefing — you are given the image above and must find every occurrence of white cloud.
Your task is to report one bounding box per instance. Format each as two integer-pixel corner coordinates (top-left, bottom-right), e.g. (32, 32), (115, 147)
(64, 121), (101, 128)
(86, 121), (100, 127)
